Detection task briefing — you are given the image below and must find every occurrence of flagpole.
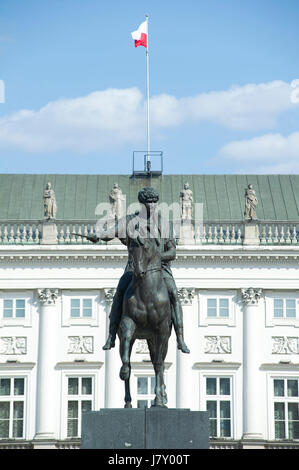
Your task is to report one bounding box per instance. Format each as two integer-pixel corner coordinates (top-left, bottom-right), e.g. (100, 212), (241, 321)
(145, 14), (151, 170)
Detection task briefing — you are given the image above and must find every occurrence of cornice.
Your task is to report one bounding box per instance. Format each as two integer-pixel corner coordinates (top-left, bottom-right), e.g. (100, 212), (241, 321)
(0, 361), (36, 370)
(0, 244), (299, 264)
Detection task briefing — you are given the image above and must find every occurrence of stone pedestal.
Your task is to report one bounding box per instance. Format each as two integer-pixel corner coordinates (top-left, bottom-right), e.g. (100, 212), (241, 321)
(41, 220), (58, 244)
(243, 221), (260, 245)
(178, 223), (195, 245)
(81, 408), (209, 449)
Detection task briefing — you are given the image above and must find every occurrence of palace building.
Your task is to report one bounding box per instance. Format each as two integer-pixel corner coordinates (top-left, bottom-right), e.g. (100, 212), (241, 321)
(0, 173), (299, 449)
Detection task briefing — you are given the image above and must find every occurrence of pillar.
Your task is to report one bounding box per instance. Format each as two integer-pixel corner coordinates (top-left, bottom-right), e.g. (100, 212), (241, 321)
(104, 289), (122, 408)
(176, 288), (195, 409)
(241, 287), (264, 442)
(34, 288), (59, 442)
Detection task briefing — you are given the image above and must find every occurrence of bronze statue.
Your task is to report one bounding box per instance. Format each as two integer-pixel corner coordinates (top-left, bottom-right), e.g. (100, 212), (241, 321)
(119, 234), (171, 407)
(87, 187), (190, 407)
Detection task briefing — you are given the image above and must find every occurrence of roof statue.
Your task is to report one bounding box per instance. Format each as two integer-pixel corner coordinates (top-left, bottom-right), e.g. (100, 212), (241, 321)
(43, 182), (57, 220)
(109, 183), (125, 220)
(180, 182), (193, 220)
(244, 184), (258, 221)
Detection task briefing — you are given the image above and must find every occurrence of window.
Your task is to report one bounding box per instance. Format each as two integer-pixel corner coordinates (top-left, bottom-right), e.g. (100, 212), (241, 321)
(274, 299), (297, 318)
(205, 376), (232, 438)
(0, 377), (25, 439)
(136, 376), (155, 408)
(198, 292), (236, 327)
(2, 299), (25, 318)
(67, 376), (93, 437)
(70, 298), (92, 318)
(273, 378), (299, 439)
(207, 298), (229, 318)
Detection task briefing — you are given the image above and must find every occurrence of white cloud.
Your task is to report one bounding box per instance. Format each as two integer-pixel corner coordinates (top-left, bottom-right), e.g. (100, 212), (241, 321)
(0, 80), (297, 153)
(0, 88), (146, 152)
(151, 80), (297, 131)
(219, 132), (299, 173)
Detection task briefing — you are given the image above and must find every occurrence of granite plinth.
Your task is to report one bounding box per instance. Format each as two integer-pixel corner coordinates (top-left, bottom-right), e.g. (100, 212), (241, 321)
(81, 408), (209, 449)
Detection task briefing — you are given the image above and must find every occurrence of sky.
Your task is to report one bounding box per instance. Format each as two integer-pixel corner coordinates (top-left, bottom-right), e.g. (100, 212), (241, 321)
(0, 0), (299, 175)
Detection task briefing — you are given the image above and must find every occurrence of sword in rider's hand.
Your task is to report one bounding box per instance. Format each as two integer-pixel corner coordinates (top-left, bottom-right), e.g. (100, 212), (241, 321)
(71, 233), (99, 243)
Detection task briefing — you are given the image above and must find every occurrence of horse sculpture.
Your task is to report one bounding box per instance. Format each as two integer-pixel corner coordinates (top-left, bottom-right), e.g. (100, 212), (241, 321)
(118, 235), (172, 408)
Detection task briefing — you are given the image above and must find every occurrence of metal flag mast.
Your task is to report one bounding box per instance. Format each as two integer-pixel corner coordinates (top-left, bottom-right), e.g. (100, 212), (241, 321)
(145, 14), (151, 171)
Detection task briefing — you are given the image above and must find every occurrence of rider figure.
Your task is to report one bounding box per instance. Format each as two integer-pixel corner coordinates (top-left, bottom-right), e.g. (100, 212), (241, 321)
(87, 187), (190, 354)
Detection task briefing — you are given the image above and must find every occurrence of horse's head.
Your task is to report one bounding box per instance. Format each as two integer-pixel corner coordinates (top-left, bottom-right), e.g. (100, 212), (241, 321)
(129, 236), (160, 280)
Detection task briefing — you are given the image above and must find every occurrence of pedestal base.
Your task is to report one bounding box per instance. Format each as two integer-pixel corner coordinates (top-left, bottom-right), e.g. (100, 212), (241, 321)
(243, 222), (260, 245)
(178, 224), (195, 245)
(41, 220), (58, 244)
(81, 408), (209, 449)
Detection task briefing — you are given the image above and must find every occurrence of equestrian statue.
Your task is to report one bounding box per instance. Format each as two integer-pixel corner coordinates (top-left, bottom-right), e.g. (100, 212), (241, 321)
(87, 187), (190, 408)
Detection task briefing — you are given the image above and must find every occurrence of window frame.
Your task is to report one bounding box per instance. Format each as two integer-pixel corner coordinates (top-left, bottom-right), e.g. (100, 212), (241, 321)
(0, 292), (33, 328)
(203, 375), (234, 439)
(60, 370), (99, 440)
(65, 374), (95, 439)
(0, 376), (26, 440)
(61, 291), (100, 327)
(265, 292), (299, 328)
(198, 291), (236, 327)
(70, 297), (93, 319)
(135, 375), (156, 409)
(270, 375), (299, 441)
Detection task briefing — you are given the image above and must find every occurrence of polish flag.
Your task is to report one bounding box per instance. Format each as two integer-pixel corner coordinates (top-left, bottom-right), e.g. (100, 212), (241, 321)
(131, 20), (148, 48)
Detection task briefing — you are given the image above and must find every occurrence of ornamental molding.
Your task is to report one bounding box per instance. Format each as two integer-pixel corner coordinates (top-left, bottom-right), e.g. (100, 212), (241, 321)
(1, 246), (299, 265)
(0, 336), (27, 355)
(37, 288), (59, 305)
(204, 336), (232, 354)
(67, 336), (94, 354)
(104, 288), (116, 304)
(272, 336), (299, 354)
(241, 288), (263, 305)
(178, 288), (195, 305)
(135, 339), (150, 354)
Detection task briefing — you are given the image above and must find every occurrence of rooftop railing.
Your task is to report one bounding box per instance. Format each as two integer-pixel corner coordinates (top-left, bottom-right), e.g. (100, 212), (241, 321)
(0, 219), (298, 245)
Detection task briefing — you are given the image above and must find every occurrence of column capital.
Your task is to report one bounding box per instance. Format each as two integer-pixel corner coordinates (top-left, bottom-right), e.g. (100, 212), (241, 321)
(37, 288), (59, 305)
(241, 287), (263, 306)
(104, 288), (116, 305)
(178, 288), (195, 306)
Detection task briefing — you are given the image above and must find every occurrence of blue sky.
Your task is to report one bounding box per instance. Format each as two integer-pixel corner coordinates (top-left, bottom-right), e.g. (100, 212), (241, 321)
(0, 0), (299, 175)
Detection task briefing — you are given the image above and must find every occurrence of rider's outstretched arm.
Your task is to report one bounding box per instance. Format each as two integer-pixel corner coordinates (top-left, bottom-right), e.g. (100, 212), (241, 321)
(160, 239), (176, 262)
(87, 217), (127, 245)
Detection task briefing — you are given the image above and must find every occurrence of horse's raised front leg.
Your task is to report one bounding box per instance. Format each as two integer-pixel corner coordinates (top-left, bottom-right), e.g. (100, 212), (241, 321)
(119, 316), (136, 382)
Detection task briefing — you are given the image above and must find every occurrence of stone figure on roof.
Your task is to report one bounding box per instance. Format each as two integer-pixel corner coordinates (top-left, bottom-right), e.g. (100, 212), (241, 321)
(109, 183), (125, 220)
(43, 182), (57, 219)
(180, 182), (193, 220)
(244, 184), (258, 221)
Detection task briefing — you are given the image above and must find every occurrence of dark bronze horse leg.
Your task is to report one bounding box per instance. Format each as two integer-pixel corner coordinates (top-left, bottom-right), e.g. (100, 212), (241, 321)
(148, 327), (169, 407)
(119, 317), (136, 381)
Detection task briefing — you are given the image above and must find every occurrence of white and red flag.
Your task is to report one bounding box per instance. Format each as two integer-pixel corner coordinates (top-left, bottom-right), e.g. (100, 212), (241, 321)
(131, 20), (148, 48)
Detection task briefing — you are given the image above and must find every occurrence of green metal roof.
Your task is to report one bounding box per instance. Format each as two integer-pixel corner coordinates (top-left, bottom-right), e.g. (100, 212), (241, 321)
(0, 174), (298, 221)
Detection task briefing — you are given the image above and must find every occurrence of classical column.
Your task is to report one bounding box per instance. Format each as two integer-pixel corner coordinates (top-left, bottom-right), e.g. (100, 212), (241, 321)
(176, 288), (195, 409)
(241, 287), (264, 441)
(104, 289), (122, 408)
(34, 288), (59, 441)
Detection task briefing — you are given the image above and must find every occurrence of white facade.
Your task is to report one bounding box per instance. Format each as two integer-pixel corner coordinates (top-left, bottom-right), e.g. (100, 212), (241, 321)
(1, 241), (299, 449)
